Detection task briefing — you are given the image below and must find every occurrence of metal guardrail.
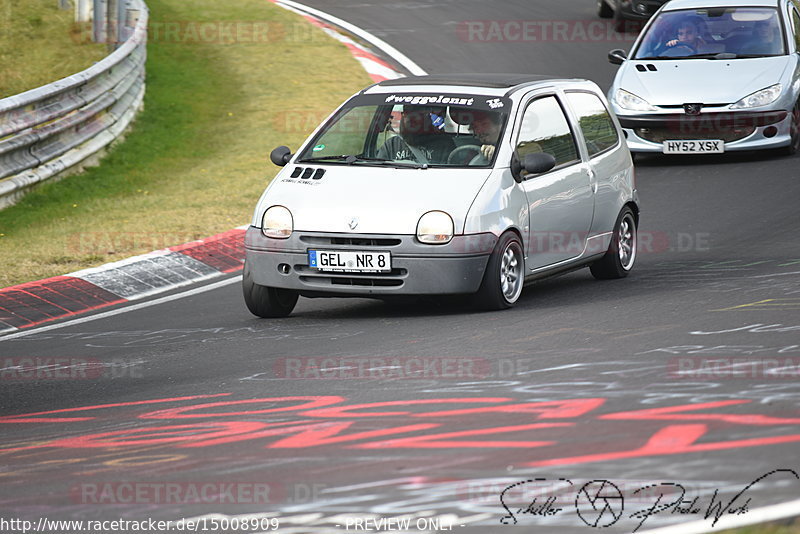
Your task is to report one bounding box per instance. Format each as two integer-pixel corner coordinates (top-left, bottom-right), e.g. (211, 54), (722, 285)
(0, 0), (148, 209)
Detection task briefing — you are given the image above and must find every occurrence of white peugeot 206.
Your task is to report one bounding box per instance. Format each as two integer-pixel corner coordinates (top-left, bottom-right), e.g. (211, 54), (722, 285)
(607, 0), (800, 155)
(243, 74), (639, 317)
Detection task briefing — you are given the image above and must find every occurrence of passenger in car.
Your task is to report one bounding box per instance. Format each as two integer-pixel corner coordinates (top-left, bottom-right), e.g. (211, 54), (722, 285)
(738, 19), (782, 55)
(376, 106), (454, 164)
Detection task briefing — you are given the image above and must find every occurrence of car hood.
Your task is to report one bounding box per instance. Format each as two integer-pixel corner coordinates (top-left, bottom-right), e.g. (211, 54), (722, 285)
(617, 56), (790, 106)
(256, 164), (493, 235)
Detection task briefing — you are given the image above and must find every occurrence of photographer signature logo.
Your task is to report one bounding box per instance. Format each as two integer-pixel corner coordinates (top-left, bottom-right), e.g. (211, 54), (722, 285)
(499, 468), (798, 532)
(575, 480), (624, 527)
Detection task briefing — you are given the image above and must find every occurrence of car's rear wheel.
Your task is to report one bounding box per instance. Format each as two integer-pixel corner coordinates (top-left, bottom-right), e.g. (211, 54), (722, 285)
(598, 0), (613, 18)
(475, 232), (524, 310)
(590, 207), (637, 280)
(783, 100), (800, 156)
(242, 264), (298, 318)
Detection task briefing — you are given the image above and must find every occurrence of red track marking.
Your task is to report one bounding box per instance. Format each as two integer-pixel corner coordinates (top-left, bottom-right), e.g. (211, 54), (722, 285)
(138, 396), (345, 420)
(300, 398), (515, 418)
(268, 421), (439, 448)
(527, 424), (800, 467)
(601, 400), (800, 425)
(47, 422), (267, 448)
(353, 423), (573, 449)
(414, 399), (606, 418)
(0, 393), (231, 424)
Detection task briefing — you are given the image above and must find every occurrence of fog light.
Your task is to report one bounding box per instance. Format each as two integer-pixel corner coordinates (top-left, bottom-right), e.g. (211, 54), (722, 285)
(763, 126), (778, 138)
(277, 263), (291, 274)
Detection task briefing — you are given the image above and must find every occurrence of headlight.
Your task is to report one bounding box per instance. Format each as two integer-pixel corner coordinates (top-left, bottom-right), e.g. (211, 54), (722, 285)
(615, 89), (657, 112)
(730, 84), (782, 109)
(262, 205), (293, 239)
(416, 211), (454, 244)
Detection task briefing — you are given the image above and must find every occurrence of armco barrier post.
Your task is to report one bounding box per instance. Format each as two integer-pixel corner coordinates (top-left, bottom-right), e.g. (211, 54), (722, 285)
(75, 0), (92, 22)
(117, 0), (128, 46)
(92, 0), (106, 43)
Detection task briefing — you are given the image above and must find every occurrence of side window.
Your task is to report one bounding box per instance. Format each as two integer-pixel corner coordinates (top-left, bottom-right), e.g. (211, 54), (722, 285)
(516, 96), (579, 168)
(565, 92), (619, 158)
(793, 9), (800, 50)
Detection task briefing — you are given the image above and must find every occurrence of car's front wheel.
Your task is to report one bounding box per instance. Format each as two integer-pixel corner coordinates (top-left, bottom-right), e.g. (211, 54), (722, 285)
(590, 207), (637, 279)
(242, 265), (298, 318)
(475, 231), (525, 310)
(783, 100), (800, 156)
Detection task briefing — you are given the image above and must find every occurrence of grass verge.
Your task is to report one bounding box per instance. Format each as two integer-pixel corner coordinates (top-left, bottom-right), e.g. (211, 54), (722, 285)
(0, 0), (372, 287)
(0, 0), (106, 97)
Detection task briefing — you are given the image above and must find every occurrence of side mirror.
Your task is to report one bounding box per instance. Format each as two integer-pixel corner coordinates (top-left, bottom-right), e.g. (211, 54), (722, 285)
(608, 49), (628, 65)
(510, 152), (523, 183)
(523, 152), (556, 176)
(270, 146), (292, 166)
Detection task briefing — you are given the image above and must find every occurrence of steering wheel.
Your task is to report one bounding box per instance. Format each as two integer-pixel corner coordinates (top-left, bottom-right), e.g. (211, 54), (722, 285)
(448, 144), (484, 165)
(661, 43), (697, 56)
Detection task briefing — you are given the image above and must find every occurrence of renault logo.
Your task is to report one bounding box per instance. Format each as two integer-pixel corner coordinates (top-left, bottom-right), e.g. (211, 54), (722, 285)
(684, 103), (702, 115)
(348, 217), (359, 230)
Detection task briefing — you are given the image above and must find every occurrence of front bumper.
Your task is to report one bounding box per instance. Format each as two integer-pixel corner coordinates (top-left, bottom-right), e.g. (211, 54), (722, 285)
(617, 110), (791, 152)
(244, 227), (497, 297)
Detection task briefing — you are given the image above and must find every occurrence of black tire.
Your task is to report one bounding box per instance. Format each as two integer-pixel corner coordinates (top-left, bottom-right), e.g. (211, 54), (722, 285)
(598, 0), (613, 18)
(474, 232), (525, 310)
(613, 0), (628, 32)
(782, 101), (800, 156)
(590, 207), (637, 280)
(242, 265), (298, 318)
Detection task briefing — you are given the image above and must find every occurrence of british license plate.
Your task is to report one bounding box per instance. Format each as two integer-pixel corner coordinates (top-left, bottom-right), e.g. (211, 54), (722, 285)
(662, 139), (724, 154)
(308, 250), (391, 273)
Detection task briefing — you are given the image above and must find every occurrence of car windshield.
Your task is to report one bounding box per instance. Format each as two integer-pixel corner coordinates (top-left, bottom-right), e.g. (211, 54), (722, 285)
(634, 7), (786, 59)
(296, 93), (510, 168)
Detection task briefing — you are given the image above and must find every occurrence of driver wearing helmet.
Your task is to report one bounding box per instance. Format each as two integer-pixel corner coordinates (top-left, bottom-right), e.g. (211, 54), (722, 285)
(376, 106), (454, 164)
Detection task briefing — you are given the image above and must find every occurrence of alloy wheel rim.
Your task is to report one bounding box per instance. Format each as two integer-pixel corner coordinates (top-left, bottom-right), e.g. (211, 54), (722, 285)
(500, 242), (523, 303)
(617, 214), (637, 271)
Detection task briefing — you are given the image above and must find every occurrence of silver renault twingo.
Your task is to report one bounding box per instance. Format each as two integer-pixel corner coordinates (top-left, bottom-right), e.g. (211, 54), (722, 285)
(244, 74), (639, 317)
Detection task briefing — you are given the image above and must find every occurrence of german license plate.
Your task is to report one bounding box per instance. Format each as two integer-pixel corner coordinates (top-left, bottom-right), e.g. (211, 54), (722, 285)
(308, 250), (391, 273)
(662, 139), (724, 154)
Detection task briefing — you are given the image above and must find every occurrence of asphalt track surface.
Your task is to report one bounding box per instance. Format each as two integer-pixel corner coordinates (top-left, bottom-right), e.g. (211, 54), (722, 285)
(2, 1), (800, 533)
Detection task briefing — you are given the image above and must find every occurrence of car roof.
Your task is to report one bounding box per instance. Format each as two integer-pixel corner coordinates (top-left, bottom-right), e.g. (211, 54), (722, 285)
(363, 73), (586, 97)
(662, 0), (781, 10)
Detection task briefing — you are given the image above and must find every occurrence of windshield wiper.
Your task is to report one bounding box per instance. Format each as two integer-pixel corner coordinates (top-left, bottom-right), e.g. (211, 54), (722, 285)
(732, 53), (781, 59)
(297, 154), (368, 163)
(297, 154), (425, 168)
